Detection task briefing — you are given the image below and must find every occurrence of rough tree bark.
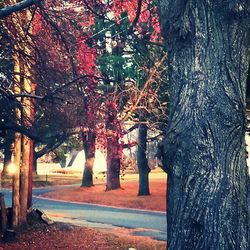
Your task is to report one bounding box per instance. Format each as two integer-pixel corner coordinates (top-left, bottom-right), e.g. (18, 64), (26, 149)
(137, 122), (150, 196)
(157, 1), (249, 249)
(81, 131), (96, 187)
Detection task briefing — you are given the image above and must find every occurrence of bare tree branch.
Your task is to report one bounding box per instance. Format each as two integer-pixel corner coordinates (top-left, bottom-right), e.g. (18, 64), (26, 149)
(35, 136), (67, 159)
(0, 0), (42, 19)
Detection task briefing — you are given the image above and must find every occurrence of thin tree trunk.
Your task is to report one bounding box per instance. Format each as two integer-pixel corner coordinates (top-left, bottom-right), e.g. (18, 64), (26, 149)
(2, 132), (14, 189)
(3, 131), (13, 173)
(3, 145), (11, 177)
(137, 122), (150, 196)
(0, 193), (7, 234)
(19, 135), (30, 224)
(33, 155), (38, 174)
(158, 1), (249, 249)
(12, 50), (21, 228)
(27, 139), (34, 209)
(81, 131), (96, 187)
(12, 132), (21, 228)
(106, 105), (121, 191)
(27, 82), (36, 209)
(19, 53), (32, 224)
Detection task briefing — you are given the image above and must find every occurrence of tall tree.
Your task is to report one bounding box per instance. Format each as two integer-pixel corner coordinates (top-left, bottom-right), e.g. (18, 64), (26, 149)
(87, 0), (165, 190)
(1, 0), (98, 226)
(157, 1), (249, 249)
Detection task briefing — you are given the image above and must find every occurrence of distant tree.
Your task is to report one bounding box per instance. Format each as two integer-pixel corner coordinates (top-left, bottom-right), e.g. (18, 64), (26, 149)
(157, 1), (250, 249)
(85, 0), (167, 191)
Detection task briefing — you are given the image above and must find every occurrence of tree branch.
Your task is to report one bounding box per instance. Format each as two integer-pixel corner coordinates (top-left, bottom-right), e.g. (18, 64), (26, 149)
(82, 0), (105, 20)
(131, 0), (142, 29)
(123, 124), (139, 135)
(0, 0), (42, 19)
(35, 136), (66, 159)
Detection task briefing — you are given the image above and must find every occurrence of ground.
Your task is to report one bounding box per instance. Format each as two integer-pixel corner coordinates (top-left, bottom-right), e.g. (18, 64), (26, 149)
(42, 171), (166, 212)
(0, 169), (167, 249)
(0, 223), (166, 250)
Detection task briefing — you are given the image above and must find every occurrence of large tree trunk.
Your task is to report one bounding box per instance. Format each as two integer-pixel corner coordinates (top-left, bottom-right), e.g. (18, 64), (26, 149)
(81, 131), (96, 187)
(137, 122), (150, 196)
(157, 1), (249, 249)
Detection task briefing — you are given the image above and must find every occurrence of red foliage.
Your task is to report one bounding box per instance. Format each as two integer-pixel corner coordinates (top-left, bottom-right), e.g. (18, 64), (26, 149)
(76, 37), (97, 75)
(110, 0), (162, 42)
(33, 13), (43, 35)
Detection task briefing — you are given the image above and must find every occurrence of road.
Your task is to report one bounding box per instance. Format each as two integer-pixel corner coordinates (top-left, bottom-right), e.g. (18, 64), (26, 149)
(2, 186), (167, 241)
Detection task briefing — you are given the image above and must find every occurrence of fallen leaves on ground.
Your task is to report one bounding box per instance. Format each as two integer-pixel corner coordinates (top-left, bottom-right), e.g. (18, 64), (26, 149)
(0, 223), (166, 250)
(42, 179), (167, 212)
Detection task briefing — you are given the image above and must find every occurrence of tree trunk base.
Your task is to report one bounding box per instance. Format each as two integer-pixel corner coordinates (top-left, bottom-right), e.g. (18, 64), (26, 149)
(81, 183), (94, 188)
(138, 191), (150, 196)
(3, 229), (16, 243)
(105, 184), (121, 191)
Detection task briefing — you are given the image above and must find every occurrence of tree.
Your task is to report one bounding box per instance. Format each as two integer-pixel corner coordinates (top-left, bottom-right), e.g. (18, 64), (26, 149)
(85, 0), (166, 191)
(121, 50), (168, 195)
(157, 1), (249, 249)
(0, 0), (98, 226)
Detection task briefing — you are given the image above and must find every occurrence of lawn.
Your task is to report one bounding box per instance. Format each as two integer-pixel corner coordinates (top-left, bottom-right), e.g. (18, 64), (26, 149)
(40, 170), (167, 212)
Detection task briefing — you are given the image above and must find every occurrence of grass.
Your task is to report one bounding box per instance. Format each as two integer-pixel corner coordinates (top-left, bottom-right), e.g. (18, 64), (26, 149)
(41, 169), (167, 212)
